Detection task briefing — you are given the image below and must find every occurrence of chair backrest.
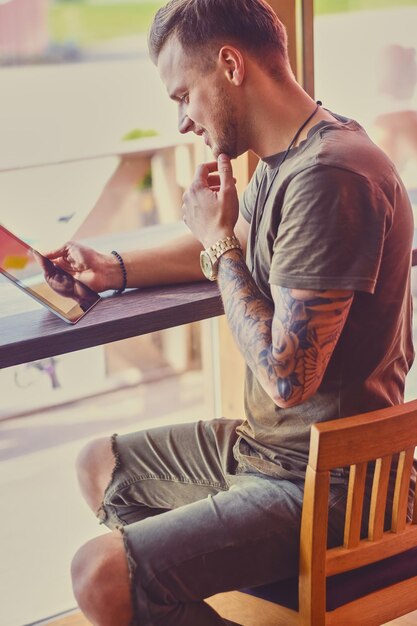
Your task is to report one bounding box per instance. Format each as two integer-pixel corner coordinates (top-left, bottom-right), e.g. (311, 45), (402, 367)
(299, 399), (417, 625)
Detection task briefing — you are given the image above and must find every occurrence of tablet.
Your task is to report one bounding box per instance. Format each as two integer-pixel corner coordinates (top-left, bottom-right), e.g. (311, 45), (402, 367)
(0, 225), (101, 324)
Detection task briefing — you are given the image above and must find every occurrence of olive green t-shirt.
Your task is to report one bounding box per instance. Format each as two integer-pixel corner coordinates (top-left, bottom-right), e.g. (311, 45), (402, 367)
(235, 113), (414, 481)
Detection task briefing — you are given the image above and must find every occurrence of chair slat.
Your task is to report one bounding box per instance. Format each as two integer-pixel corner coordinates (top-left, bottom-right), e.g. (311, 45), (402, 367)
(344, 462), (367, 549)
(392, 448), (415, 533)
(326, 523), (417, 576)
(309, 401), (417, 471)
(413, 464), (417, 525)
(368, 455), (392, 541)
(414, 493), (417, 524)
(299, 466), (329, 626)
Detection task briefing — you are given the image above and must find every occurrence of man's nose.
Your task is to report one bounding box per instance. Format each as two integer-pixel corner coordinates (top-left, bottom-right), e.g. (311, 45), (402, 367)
(178, 114), (193, 134)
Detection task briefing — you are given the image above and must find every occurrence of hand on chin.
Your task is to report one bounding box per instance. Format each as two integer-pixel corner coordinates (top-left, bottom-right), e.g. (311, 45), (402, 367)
(182, 155), (239, 247)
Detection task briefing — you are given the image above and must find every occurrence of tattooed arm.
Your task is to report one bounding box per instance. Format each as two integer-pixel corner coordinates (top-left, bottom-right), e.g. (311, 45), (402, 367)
(218, 248), (353, 408)
(180, 154), (353, 407)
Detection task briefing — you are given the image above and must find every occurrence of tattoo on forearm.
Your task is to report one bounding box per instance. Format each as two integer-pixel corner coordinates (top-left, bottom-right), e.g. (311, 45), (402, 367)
(218, 252), (353, 406)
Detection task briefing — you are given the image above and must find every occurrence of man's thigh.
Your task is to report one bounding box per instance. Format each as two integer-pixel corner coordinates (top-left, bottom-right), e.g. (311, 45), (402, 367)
(94, 417), (346, 625)
(99, 418), (242, 527)
(122, 472), (305, 625)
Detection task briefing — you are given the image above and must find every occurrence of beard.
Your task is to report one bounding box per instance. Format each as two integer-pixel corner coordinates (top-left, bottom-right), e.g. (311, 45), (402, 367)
(209, 84), (240, 159)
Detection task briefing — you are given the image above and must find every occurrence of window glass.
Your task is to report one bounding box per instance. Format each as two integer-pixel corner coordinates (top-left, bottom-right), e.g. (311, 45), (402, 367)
(314, 0), (417, 213)
(0, 0), (172, 162)
(0, 3), (210, 625)
(0, 0), (184, 246)
(0, 362), (207, 626)
(314, 0), (417, 399)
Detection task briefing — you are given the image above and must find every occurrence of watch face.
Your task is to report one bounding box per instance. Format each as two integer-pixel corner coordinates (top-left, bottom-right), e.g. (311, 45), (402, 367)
(200, 251), (216, 280)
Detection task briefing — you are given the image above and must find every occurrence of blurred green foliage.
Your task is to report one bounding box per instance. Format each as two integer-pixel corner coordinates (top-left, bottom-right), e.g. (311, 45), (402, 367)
(138, 168), (153, 190)
(316, 0), (417, 15)
(121, 126), (158, 190)
(49, 1), (165, 44)
(49, 1), (417, 43)
(122, 128), (158, 141)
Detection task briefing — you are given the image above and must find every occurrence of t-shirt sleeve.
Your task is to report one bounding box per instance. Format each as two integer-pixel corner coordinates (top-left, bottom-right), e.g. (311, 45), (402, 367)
(269, 165), (391, 293)
(239, 161), (266, 223)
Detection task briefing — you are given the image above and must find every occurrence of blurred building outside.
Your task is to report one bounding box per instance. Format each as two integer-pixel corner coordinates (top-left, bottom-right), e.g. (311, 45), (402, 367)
(0, 0), (48, 62)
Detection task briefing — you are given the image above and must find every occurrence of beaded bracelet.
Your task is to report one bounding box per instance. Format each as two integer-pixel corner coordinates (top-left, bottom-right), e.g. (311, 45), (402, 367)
(111, 250), (127, 295)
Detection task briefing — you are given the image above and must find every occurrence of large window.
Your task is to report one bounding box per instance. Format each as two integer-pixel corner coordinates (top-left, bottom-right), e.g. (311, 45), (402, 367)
(314, 0), (417, 213)
(0, 3), (208, 625)
(0, 0), (182, 247)
(314, 0), (417, 399)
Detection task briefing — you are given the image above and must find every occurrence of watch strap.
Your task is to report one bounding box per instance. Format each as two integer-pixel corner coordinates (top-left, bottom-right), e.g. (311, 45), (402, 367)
(206, 235), (242, 264)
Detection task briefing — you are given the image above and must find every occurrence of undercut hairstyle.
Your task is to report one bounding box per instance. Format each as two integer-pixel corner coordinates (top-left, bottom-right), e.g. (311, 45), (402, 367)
(148, 0), (290, 80)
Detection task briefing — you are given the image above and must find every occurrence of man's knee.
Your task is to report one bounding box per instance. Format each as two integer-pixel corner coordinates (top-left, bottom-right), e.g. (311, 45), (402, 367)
(71, 532), (132, 625)
(76, 436), (116, 512)
(71, 535), (106, 608)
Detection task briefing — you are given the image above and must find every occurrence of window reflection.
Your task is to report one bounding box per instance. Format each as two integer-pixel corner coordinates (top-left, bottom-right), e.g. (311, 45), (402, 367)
(314, 1), (417, 400)
(314, 2), (417, 217)
(373, 44), (417, 209)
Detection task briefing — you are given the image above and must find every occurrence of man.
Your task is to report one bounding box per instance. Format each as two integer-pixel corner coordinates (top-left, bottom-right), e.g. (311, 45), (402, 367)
(48, 1), (414, 624)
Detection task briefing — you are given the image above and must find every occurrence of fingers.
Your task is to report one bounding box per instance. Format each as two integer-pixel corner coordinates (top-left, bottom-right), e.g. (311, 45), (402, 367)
(44, 245), (68, 260)
(43, 241), (81, 273)
(192, 160), (236, 192)
(217, 154), (234, 192)
(44, 241), (78, 260)
(207, 173), (221, 193)
(196, 161), (218, 176)
(192, 161), (219, 190)
(208, 173), (220, 185)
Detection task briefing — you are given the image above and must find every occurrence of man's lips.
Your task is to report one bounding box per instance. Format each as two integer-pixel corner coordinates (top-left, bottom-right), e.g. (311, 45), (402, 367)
(195, 128), (210, 146)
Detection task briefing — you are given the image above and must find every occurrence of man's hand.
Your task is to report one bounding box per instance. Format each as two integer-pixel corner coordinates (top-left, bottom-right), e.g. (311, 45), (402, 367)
(44, 242), (119, 293)
(182, 154), (239, 248)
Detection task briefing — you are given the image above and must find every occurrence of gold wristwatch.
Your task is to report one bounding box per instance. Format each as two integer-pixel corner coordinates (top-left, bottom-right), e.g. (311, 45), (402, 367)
(200, 235), (242, 281)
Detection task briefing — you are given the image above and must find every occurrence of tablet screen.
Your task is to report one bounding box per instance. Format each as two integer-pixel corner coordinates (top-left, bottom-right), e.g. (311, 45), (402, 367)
(0, 225), (101, 323)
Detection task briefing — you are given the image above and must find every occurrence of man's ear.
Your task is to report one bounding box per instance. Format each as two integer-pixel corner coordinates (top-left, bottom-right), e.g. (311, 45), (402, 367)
(218, 46), (244, 86)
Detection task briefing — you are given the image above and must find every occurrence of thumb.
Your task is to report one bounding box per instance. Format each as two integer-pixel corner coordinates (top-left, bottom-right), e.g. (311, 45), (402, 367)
(217, 153), (234, 191)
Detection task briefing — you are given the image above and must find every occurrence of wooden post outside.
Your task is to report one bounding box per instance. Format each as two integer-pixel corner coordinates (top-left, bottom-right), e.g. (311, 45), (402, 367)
(217, 0), (314, 420)
(215, 149), (258, 419)
(297, 0), (315, 97)
(268, 0), (298, 73)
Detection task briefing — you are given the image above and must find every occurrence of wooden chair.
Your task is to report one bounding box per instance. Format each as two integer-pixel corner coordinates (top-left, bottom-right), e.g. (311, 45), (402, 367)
(207, 399), (417, 626)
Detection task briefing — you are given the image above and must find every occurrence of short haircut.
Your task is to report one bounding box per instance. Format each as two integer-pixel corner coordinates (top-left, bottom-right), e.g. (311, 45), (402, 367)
(148, 0), (290, 80)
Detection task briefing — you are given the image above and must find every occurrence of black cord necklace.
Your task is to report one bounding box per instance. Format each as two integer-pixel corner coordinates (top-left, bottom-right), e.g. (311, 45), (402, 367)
(277, 100), (322, 169)
(250, 100), (322, 261)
